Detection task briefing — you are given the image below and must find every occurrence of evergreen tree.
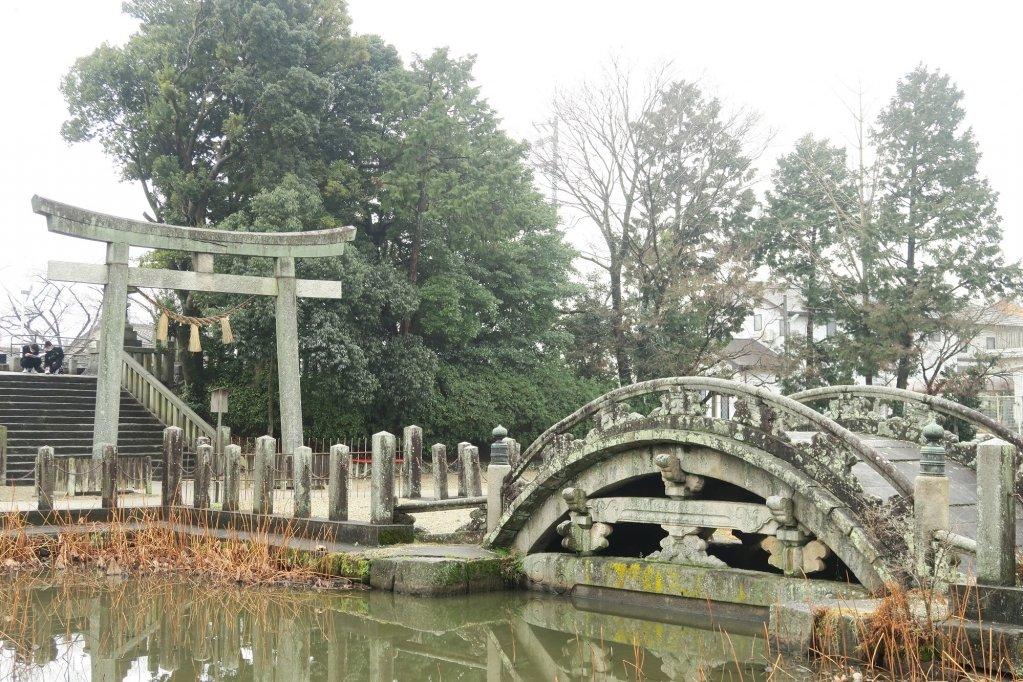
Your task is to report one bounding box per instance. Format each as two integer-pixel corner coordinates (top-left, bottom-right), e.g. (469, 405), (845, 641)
(60, 0), (602, 445)
(760, 135), (850, 390)
(873, 66), (1018, 388)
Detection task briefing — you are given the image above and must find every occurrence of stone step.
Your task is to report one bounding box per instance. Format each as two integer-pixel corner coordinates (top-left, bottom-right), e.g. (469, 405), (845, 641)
(7, 432), (164, 443)
(0, 406), (154, 417)
(0, 396), (148, 407)
(6, 445), (164, 457)
(1, 416), (159, 426)
(6, 439), (165, 452)
(0, 373), (177, 485)
(0, 378), (97, 390)
(0, 386), (100, 397)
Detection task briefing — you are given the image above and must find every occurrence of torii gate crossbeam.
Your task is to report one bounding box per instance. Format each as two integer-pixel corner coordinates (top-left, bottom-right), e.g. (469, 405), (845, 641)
(32, 195), (356, 458)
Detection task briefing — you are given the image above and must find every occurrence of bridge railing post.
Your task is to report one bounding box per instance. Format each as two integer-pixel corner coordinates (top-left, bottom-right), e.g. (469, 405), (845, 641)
(914, 422), (950, 576)
(371, 431), (396, 524)
(975, 438), (1016, 586)
(487, 426), (511, 533)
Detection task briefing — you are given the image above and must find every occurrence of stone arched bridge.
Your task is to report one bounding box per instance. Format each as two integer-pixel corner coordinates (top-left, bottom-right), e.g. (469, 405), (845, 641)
(484, 378), (1022, 605)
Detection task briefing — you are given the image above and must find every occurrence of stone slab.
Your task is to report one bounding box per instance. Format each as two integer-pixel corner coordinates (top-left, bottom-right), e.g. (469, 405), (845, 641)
(367, 547), (510, 596)
(950, 583), (1023, 626)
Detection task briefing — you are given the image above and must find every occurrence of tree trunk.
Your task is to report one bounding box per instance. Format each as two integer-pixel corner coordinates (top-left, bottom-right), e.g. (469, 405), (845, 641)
(805, 305), (816, 385)
(609, 261), (632, 386)
(896, 231), (916, 389)
(402, 181), (428, 336)
(175, 292), (206, 397)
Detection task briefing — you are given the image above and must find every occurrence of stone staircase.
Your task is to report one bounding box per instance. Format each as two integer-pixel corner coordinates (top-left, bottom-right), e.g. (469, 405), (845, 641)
(0, 372), (167, 485)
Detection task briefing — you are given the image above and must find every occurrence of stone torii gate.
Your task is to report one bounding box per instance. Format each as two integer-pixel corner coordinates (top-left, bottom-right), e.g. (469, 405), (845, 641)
(32, 195), (355, 458)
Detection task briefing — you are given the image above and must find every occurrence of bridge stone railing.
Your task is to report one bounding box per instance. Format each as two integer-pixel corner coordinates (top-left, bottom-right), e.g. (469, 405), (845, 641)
(507, 376), (914, 502)
(789, 384), (1023, 492)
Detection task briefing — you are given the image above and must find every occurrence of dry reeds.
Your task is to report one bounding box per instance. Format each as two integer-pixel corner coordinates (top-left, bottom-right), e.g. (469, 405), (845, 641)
(792, 582), (1022, 681)
(0, 509), (358, 588)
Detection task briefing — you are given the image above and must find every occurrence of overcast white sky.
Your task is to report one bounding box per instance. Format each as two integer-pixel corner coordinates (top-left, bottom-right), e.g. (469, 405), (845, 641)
(0, 0), (1020, 295)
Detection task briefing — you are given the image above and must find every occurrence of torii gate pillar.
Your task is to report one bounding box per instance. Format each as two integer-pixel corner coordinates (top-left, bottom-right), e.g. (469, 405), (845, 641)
(275, 256), (303, 454)
(93, 242), (130, 460)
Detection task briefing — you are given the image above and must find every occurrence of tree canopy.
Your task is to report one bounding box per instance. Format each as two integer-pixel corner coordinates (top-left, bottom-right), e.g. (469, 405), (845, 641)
(63, 0), (606, 446)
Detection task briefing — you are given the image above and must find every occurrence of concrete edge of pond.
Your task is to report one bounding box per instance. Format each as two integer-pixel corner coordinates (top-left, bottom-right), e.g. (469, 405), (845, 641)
(520, 552), (869, 607)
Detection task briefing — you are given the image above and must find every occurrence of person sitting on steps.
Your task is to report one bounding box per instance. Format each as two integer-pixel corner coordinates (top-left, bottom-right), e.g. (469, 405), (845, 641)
(21, 344), (43, 373)
(43, 341), (64, 374)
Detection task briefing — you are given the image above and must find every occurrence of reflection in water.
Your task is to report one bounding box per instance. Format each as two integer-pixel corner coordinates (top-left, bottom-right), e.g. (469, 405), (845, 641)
(0, 577), (781, 680)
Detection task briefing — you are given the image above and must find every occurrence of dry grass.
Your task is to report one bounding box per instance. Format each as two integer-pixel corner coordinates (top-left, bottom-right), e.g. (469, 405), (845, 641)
(795, 583), (1022, 681)
(0, 510), (359, 588)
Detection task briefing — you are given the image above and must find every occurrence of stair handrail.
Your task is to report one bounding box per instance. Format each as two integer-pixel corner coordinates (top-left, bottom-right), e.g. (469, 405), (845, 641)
(121, 351), (215, 446)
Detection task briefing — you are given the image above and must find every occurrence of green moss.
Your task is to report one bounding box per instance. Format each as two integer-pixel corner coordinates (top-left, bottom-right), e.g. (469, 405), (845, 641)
(318, 553), (370, 581)
(377, 527), (414, 546)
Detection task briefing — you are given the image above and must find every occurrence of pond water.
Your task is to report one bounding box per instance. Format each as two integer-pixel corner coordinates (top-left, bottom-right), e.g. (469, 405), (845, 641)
(0, 577), (794, 680)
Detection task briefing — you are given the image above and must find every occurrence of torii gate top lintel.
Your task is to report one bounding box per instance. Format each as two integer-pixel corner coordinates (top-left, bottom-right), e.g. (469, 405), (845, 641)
(32, 195), (356, 258)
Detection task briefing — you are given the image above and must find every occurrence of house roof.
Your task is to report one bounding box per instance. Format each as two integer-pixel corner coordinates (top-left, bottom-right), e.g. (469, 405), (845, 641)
(722, 338), (784, 372)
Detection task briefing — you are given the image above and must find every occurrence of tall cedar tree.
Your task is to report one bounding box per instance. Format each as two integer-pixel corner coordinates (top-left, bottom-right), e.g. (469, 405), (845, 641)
(873, 66), (1017, 388)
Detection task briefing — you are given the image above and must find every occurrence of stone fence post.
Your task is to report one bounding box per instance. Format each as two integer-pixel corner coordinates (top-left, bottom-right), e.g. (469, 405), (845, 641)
(976, 438), (1017, 586)
(294, 445), (313, 518)
(432, 444), (448, 500)
(0, 425), (7, 484)
(467, 445), (483, 497)
(914, 422), (949, 575)
(100, 444), (117, 510)
(223, 444), (241, 512)
(403, 425), (423, 499)
(253, 435), (277, 515)
(35, 446), (55, 511)
(193, 442), (213, 509)
(487, 426), (511, 533)
(456, 442), (470, 497)
(162, 426), (183, 508)
(371, 431), (396, 524)
(215, 425), (231, 504)
(328, 444), (350, 521)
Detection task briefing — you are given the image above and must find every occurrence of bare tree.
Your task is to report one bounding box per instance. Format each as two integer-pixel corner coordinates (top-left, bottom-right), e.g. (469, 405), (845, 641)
(917, 301), (1006, 394)
(535, 58), (670, 385)
(536, 59), (765, 384)
(0, 277), (101, 354)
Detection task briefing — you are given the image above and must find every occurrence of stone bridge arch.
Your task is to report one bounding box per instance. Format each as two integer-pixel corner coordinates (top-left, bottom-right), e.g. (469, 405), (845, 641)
(486, 378), (919, 594)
